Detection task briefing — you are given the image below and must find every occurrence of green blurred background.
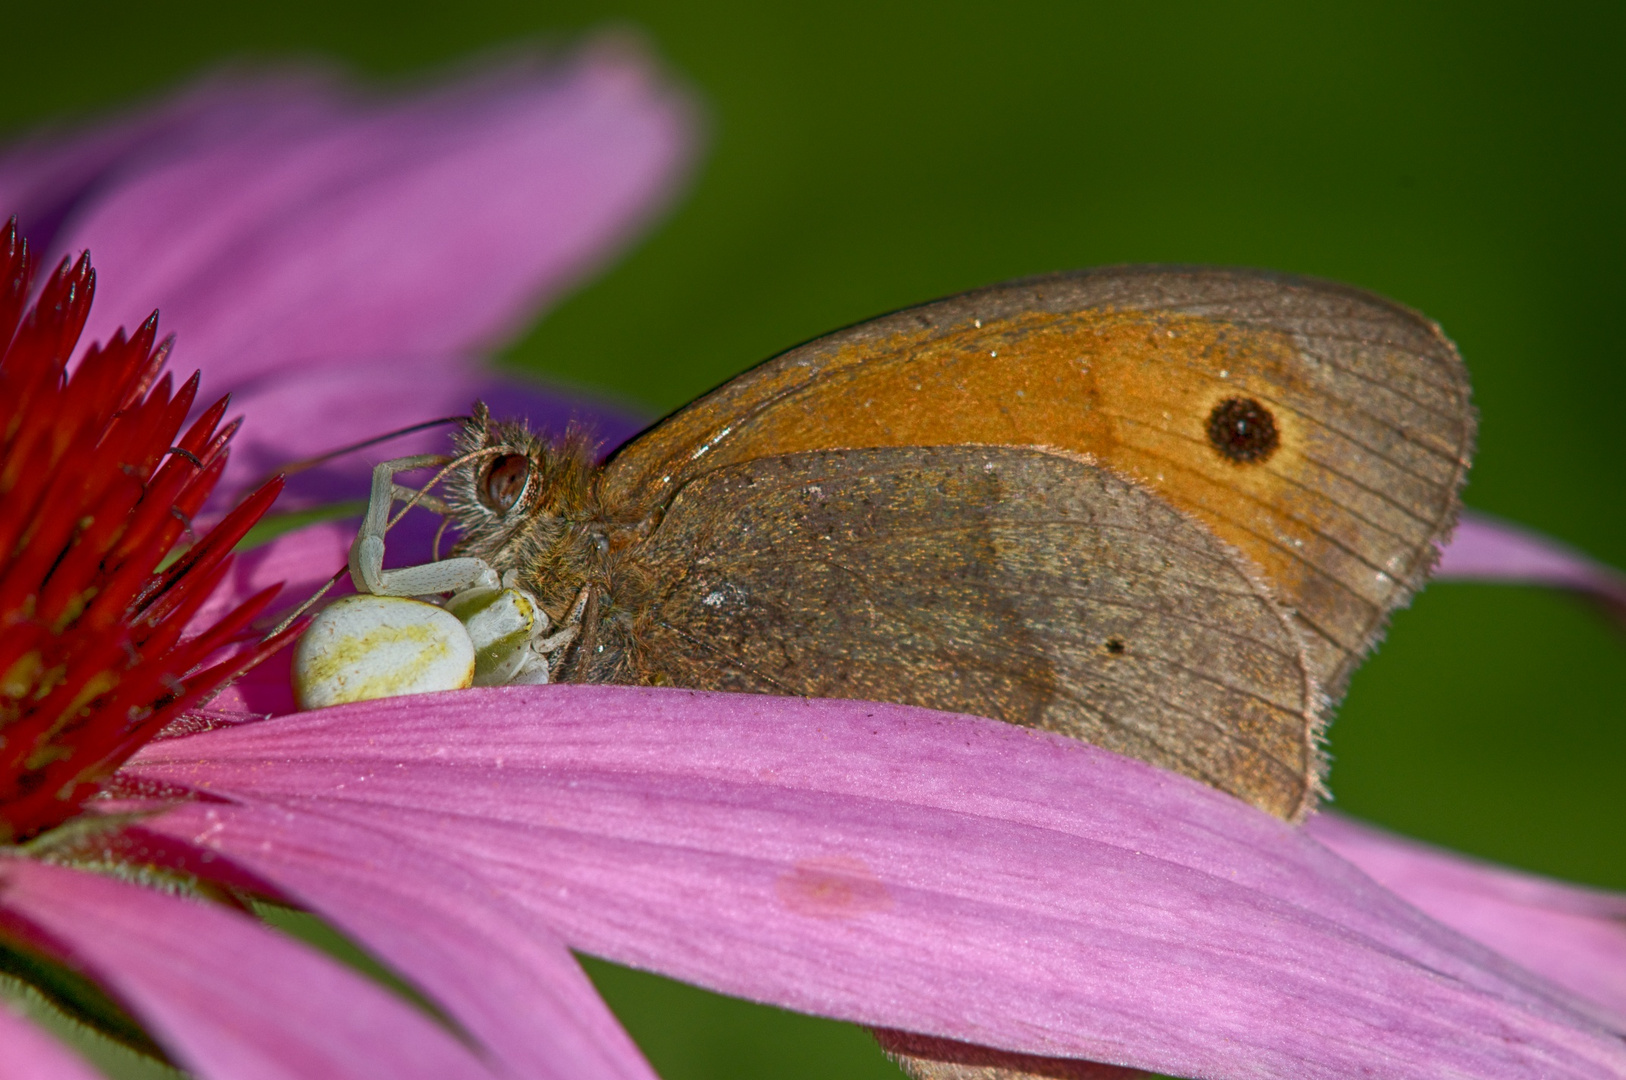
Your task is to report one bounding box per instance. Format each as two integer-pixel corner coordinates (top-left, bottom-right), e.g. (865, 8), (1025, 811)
(7, 2), (1623, 1077)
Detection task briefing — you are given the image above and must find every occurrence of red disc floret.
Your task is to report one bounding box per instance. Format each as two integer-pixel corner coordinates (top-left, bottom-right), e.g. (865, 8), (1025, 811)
(0, 218), (287, 841)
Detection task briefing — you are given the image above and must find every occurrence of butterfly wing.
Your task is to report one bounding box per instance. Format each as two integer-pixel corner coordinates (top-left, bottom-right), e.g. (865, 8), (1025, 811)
(601, 266), (1474, 699)
(612, 444), (1320, 820)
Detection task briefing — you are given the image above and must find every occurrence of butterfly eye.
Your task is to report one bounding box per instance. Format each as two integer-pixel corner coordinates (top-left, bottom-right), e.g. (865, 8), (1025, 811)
(479, 453), (532, 512)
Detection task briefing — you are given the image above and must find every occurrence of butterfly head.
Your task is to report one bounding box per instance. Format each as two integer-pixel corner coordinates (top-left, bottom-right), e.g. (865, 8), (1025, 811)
(443, 402), (601, 558)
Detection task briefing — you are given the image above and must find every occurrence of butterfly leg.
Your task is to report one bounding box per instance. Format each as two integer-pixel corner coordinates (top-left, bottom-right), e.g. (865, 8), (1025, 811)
(348, 455), (500, 597)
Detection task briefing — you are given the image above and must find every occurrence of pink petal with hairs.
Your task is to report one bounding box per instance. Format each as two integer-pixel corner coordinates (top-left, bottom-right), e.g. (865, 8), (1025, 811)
(1308, 813), (1626, 1024)
(54, 41), (694, 392)
(0, 1001), (103, 1080)
(128, 686), (1626, 1080)
(135, 803), (656, 1080)
(0, 859), (497, 1080)
(1438, 511), (1626, 618)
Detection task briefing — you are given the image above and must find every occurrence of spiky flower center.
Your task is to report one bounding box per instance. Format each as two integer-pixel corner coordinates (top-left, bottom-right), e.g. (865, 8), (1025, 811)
(0, 219), (284, 842)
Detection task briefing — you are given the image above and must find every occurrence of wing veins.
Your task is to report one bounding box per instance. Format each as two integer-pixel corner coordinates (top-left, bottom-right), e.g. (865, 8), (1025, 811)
(702, 552), (1313, 710)
(703, 549), (1306, 664)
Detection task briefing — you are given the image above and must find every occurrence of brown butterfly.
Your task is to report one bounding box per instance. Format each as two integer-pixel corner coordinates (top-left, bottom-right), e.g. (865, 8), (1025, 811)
(353, 265), (1466, 813)
(309, 264), (1473, 1080)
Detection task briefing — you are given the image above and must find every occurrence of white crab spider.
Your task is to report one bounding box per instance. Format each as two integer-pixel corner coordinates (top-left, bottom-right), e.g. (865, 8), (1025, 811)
(292, 455), (580, 710)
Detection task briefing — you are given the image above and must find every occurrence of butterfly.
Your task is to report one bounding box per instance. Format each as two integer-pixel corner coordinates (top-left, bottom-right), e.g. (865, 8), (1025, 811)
(301, 265), (1474, 833)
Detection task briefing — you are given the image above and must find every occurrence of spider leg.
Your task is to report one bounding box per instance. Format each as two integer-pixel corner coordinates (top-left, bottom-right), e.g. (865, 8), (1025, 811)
(349, 454), (498, 596)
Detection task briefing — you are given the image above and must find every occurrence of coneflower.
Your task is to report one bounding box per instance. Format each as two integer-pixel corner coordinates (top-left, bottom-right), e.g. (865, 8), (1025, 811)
(0, 55), (1612, 1080)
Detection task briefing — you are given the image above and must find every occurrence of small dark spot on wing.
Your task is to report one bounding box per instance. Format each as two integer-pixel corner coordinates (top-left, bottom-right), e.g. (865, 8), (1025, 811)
(1207, 397), (1279, 464)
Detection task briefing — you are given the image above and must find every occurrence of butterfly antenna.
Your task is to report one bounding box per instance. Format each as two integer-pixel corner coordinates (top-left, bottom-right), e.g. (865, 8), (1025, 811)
(265, 416), (468, 483)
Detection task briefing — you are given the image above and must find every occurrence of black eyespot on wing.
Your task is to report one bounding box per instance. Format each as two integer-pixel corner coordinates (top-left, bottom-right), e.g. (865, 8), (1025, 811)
(480, 453), (533, 512)
(1207, 397), (1279, 463)
(1103, 637), (1126, 655)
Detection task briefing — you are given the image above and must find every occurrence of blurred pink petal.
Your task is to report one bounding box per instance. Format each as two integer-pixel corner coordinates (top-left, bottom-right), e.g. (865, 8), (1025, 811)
(0, 1001), (103, 1080)
(1308, 813), (1626, 1024)
(132, 804), (657, 1080)
(129, 686), (1626, 1080)
(0, 70), (339, 257)
(1439, 511), (1626, 620)
(51, 43), (694, 390)
(0, 858), (497, 1080)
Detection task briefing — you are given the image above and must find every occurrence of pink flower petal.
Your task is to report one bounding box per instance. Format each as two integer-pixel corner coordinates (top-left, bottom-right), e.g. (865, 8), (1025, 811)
(0, 69), (340, 256)
(1438, 511), (1626, 619)
(1308, 813), (1626, 1024)
(54, 41), (694, 392)
(128, 686), (1626, 1080)
(0, 859), (498, 1080)
(134, 803), (657, 1080)
(0, 1002), (103, 1080)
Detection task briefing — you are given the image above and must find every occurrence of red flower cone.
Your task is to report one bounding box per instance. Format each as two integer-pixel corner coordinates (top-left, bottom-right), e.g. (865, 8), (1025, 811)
(0, 219), (286, 842)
